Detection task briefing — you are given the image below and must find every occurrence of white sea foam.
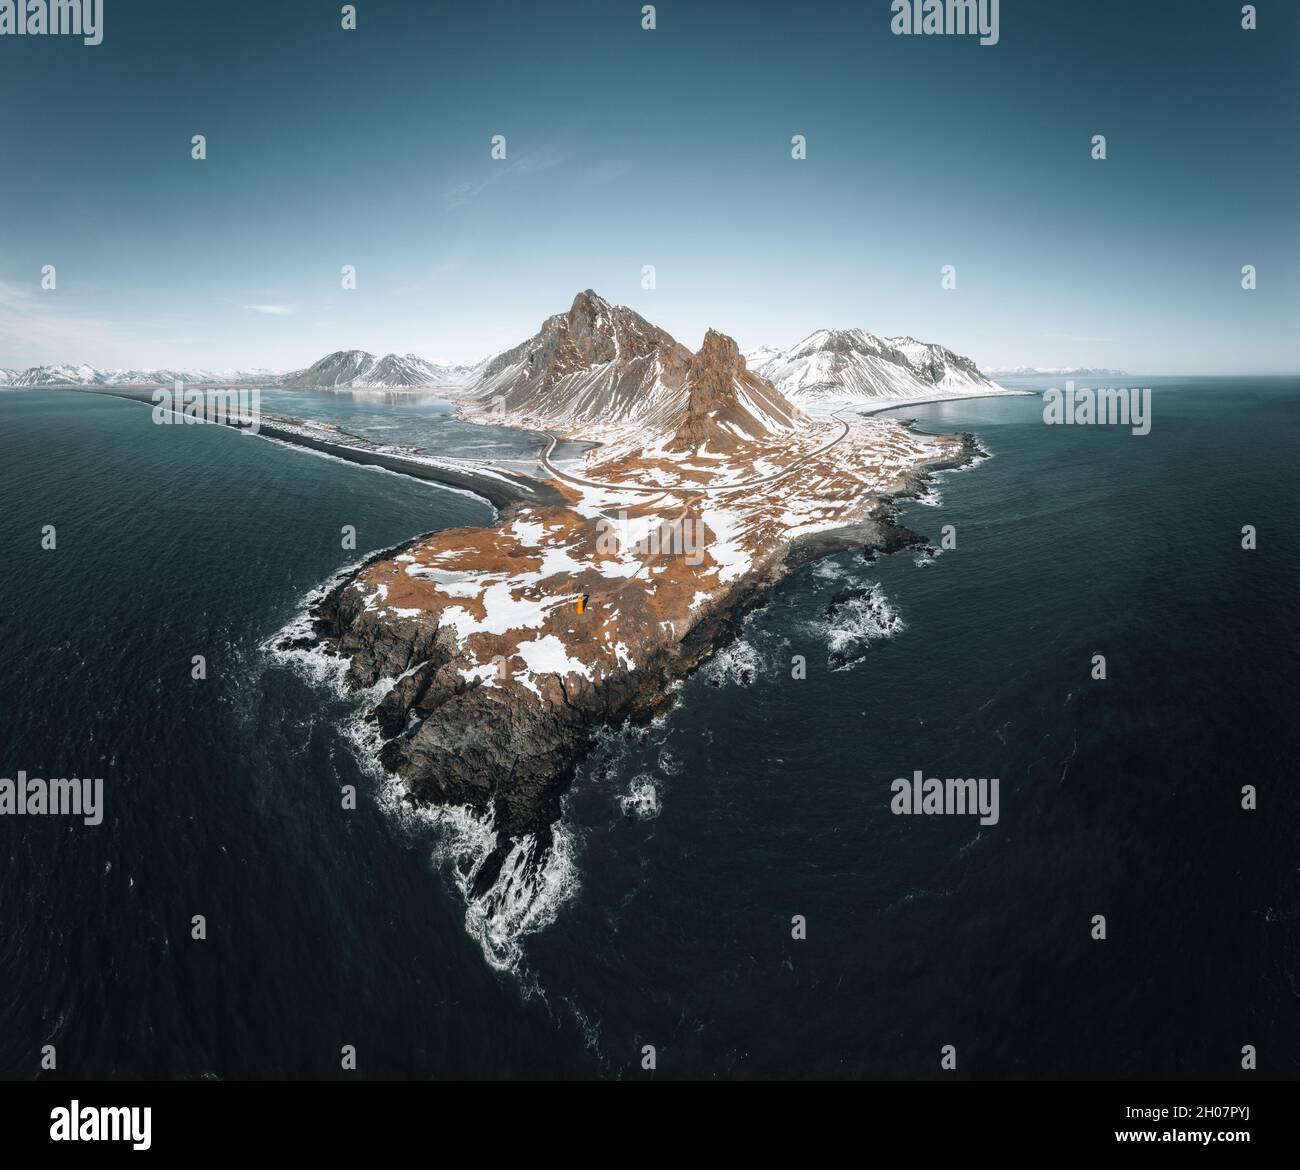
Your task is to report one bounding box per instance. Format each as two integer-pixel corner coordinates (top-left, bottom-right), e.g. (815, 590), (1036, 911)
(657, 749), (682, 776)
(619, 774), (660, 821)
(373, 774), (582, 974)
(260, 560), (372, 696)
(813, 583), (906, 671)
(812, 558), (850, 582)
(263, 568), (581, 976)
(462, 825), (582, 973)
(700, 637), (765, 687)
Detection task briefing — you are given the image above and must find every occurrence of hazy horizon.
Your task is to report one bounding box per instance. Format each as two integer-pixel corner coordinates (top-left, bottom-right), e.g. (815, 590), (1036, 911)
(2, 0), (1297, 375)
(6, 289), (1300, 381)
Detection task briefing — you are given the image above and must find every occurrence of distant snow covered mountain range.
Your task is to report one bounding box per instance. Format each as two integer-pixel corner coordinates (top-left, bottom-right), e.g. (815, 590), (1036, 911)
(2, 293), (1015, 420)
(277, 350), (481, 390)
(0, 364), (282, 387)
(984, 366), (1129, 377)
(0, 354), (472, 390)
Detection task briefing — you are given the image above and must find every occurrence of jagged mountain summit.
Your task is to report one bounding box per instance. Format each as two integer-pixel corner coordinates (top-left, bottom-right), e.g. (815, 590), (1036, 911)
(746, 328), (1003, 403)
(467, 290), (693, 432)
(3, 297), (1013, 415)
(3, 363), (108, 387)
(279, 350), (477, 389)
(668, 329), (798, 452)
(278, 349), (374, 388)
(463, 290), (800, 448)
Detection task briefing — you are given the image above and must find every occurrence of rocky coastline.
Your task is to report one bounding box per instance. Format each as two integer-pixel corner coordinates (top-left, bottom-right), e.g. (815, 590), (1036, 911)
(288, 425), (986, 908)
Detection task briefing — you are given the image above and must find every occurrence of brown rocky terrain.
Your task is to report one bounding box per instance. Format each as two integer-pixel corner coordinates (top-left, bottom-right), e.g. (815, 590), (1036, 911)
(282, 292), (983, 930)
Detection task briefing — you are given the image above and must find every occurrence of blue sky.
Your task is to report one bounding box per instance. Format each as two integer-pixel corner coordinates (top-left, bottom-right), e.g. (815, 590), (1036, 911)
(1, 0), (1296, 373)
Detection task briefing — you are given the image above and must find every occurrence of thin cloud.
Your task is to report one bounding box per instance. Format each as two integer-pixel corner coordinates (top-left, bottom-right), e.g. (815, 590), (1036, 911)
(442, 143), (579, 208)
(243, 303), (295, 316)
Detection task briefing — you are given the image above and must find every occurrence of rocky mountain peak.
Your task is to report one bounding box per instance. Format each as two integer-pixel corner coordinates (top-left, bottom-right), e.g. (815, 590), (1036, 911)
(694, 327), (743, 368)
(471, 290), (694, 428)
(566, 288), (611, 325)
(552, 289), (621, 366)
(669, 329), (796, 452)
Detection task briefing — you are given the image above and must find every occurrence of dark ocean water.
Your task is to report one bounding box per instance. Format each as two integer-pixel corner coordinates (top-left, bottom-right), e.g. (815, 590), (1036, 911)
(1, 379), (1296, 1080)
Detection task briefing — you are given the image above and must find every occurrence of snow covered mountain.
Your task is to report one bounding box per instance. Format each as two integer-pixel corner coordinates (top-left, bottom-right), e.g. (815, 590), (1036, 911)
(985, 366), (1128, 377)
(461, 289), (801, 448)
(8, 363), (108, 386)
(465, 289), (695, 433)
(277, 350), (374, 388)
(3, 355), (478, 390)
(365, 353), (481, 389)
(746, 328), (1004, 404)
(3, 303), (1013, 420)
(2, 365), (279, 387)
(278, 350), (477, 389)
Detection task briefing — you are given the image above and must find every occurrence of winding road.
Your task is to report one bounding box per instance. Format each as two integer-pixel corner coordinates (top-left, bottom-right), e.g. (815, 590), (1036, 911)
(536, 410), (854, 498)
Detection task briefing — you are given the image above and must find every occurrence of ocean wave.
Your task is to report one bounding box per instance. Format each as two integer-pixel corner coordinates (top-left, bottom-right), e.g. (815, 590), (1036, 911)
(913, 442), (994, 497)
(268, 629), (353, 695)
(699, 636), (770, 688)
(259, 559), (372, 697)
(261, 573), (580, 976)
(812, 558), (851, 582)
(375, 778), (583, 975)
(809, 583), (906, 671)
(619, 774), (660, 821)
(463, 825), (582, 974)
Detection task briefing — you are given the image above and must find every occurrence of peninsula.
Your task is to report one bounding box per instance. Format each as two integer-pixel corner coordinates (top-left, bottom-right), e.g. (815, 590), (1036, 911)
(284, 292), (986, 920)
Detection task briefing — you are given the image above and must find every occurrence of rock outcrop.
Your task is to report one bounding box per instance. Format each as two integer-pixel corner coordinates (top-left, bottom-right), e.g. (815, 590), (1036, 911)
(669, 328), (798, 452)
(300, 504), (790, 900)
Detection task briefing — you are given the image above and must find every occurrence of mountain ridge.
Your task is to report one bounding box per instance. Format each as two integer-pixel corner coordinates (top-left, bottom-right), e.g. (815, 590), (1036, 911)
(2, 293), (1015, 410)
(465, 289), (693, 434)
(0, 364), (281, 387)
(278, 350), (482, 389)
(745, 327), (1003, 404)
(984, 366), (1129, 377)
